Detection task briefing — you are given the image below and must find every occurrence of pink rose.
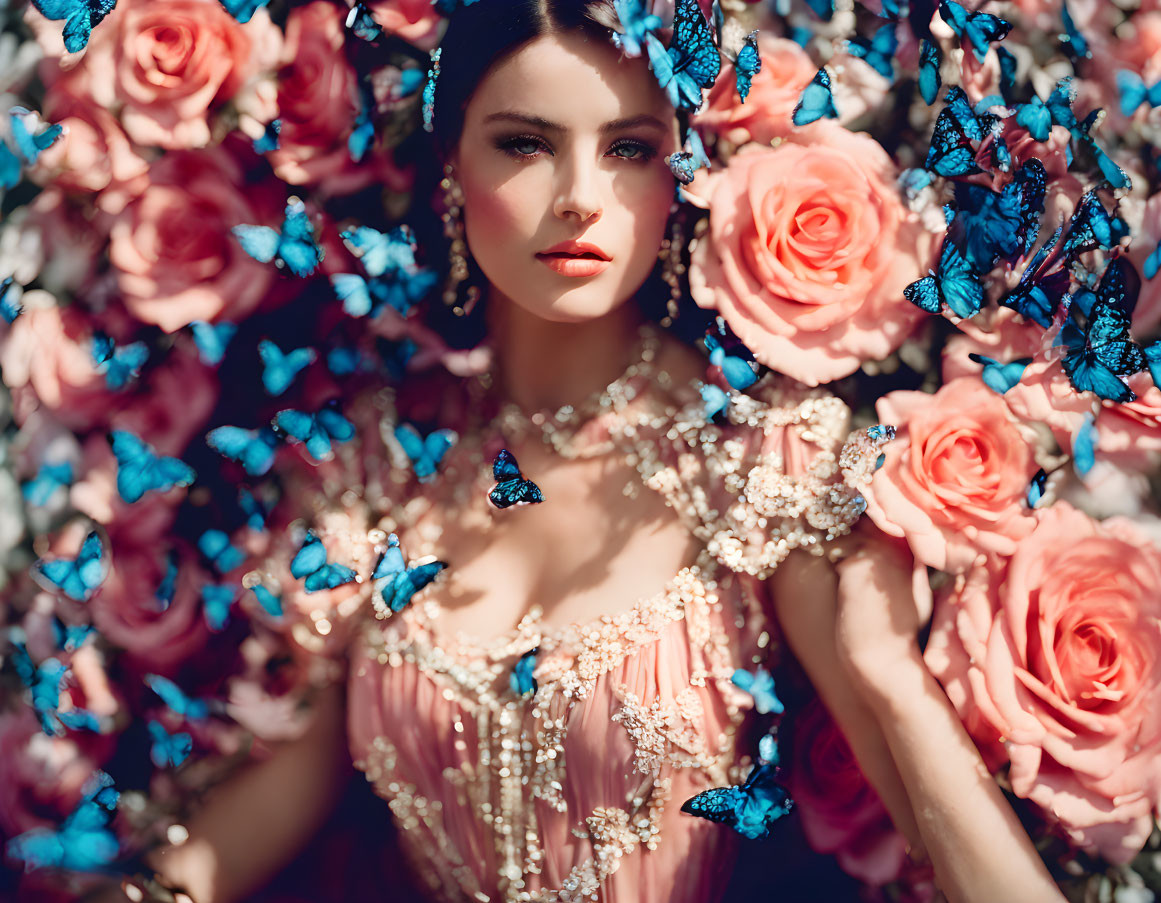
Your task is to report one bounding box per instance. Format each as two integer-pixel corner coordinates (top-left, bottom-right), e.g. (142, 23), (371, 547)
(689, 123), (936, 385)
(268, 1), (413, 196)
(925, 504), (1161, 862)
(863, 377), (1040, 573)
(783, 699), (908, 886)
(1127, 192), (1161, 337)
(695, 35), (815, 146)
(109, 147), (279, 332)
(1093, 374), (1161, 471)
(368, 0), (443, 50)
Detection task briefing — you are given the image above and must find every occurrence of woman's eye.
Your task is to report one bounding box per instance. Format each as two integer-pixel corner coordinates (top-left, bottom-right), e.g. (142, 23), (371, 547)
(609, 141), (657, 162)
(497, 135), (549, 159)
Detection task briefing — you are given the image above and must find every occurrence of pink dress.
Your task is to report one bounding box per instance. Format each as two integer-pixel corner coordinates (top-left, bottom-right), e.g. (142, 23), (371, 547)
(256, 365), (876, 903)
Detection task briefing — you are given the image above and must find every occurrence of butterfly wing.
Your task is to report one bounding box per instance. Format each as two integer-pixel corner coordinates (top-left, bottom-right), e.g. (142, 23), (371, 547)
(345, 2), (382, 41)
(251, 584), (284, 617)
(232, 224), (281, 264)
(792, 67), (837, 126)
(733, 31), (761, 103)
(918, 39), (942, 106)
(317, 406), (356, 444)
(253, 118), (281, 153)
(201, 583), (236, 631)
(936, 240), (985, 319)
(216, 0), (270, 23)
(331, 273), (375, 318)
(385, 560), (446, 612)
(207, 426), (279, 477)
(277, 201), (323, 277)
(190, 320), (236, 366)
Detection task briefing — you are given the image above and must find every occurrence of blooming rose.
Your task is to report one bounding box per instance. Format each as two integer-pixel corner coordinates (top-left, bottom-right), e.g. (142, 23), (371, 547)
(368, 0), (443, 50)
(109, 147), (279, 332)
(925, 504), (1161, 862)
(863, 377), (1041, 572)
(689, 122), (935, 385)
(783, 699), (908, 886)
(695, 35), (815, 147)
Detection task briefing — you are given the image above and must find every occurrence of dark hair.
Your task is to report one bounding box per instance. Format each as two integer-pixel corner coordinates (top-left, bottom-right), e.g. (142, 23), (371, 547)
(429, 0), (621, 158)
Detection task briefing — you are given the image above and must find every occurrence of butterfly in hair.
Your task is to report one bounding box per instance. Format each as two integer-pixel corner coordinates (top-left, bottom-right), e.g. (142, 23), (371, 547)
(681, 761), (794, 839)
(611, 0), (663, 59)
(643, 0), (721, 112)
(489, 449), (544, 509)
(371, 533), (446, 615)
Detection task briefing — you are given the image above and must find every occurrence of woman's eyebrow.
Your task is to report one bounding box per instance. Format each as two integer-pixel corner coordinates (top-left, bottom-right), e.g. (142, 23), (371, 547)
(483, 112), (670, 133)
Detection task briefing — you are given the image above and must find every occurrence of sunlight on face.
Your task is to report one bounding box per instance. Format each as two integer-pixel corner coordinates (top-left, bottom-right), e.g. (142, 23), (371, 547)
(453, 31), (680, 324)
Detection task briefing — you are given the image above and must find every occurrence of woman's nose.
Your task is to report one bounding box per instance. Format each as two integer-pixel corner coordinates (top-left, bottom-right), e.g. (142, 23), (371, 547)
(553, 155), (602, 224)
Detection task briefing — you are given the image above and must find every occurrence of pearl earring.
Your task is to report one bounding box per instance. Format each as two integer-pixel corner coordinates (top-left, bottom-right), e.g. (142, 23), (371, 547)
(440, 163), (479, 316)
(658, 203), (686, 326)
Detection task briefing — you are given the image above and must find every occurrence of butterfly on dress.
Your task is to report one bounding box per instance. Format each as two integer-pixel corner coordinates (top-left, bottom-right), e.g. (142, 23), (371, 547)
(207, 425), (280, 477)
(109, 430), (196, 503)
(23, 460), (74, 507)
(4, 770), (120, 873)
(190, 320), (237, 367)
(847, 22), (897, 81)
(1, 276), (23, 323)
(394, 423), (457, 482)
(792, 67), (838, 127)
(2, 107), (65, 191)
(510, 648), (538, 697)
(292, 529), (357, 594)
(147, 720), (193, 769)
(704, 319), (759, 391)
(201, 582), (238, 632)
(233, 199), (324, 278)
(198, 529), (246, 574)
(273, 404), (356, 462)
(489, 449), (544, 510)
(937, 0), (1011, 64)
(145, 674), (212, 722)
(259, 339), (317, 396)
(681, 761), (794, 840)
(346, 2), (383, 41)
(216, 0), (271, 23)
(1058, 257), (1146, 403)
(643, 0), (721, 113)
(700, 382), (731, 422)
(731, 667), (783, 715)
(91, 331), (148, 391)
(968, 354), (1032, 395)
(370, 533), (446, 615)
(32, 530), (107, 603)
(28, 0), (115, 52)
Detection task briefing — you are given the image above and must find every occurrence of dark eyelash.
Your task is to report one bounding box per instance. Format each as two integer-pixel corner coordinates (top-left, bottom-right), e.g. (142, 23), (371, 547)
(494, 135), (659, 163)
(609, 139), (658, 162)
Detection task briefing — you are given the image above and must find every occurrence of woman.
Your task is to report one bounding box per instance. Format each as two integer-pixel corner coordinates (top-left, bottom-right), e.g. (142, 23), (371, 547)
(131, 2), (1065, 901)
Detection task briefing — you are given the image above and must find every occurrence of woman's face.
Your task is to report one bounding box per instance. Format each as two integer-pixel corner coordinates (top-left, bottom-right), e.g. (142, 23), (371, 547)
(452, 31), (680, 324)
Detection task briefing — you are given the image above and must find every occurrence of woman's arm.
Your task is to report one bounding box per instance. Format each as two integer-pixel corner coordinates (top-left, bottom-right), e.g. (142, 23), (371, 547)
(96, 680), (352, 903)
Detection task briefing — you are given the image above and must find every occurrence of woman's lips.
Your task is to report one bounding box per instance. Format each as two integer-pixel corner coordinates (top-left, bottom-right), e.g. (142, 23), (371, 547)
(535, 252), (611, 277)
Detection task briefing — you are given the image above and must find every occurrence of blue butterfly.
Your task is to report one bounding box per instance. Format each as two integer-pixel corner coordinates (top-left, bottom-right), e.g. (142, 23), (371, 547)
(349, 80), (376, 163)
(489, 449), (544, 509)
(291, 529), (357, 594)
(757, 732), (779, 766)
(947, 180), (1024, 274)
(847, 22), (897, 80)
(1026, 467), (1048, 508)
(510, 648), (538, 697)
(1015, 94), (1051, 143)
(792, 67), (838, 127)
(0, 276), (23, 323)
(238, 487), (270, 532)
(273, 405), (356, 462)
(1000, 227), (1068, 328)
(681, 761), (794, 840)
(804, 0), (833, 20)
(370, 533), (446, 614)
(155, 552), (178, 611)
(996, 46), (1017, 103)
(201, 582), (237, 631)
(897, 167), (934, 201)
(396, 68), (426, 99)
(198, 529), (245, 574)
(341, 225), (423, 279)
(23, 460), (74, 507)
(730, 667), (783, 715)
(1146, 341), (1161, 388)
(611, 0), (662, 58)
(394, 423), (456, 482)
(643, 0), (721, 112)
(232, 199), (324, 278)
(1116, 70), (1161, 117)
(148, 720), (192, 769)
(1062, 192), (1128, 261)
(51, 618), (94, 653)
(190, 320), (237, 367)
(705, 329), (759, 391)
(2, 108), (64, 188)
(700, 382), (731, 422)
(215, 0), (270, 23)
(145, 674), (210, 721)
(207, 425), (280, 477)
(28, 0), (116, 52)
(345, 2), (382, 41)
(1059, 258), (1145, 403)
(330, 270), (436, 319)
(32, 530), (107, 602)
(938, 0), (1011, 64)
(11, 640), (70, 735)
(1144, 242), (1161, 281)
(252, 118), (281, 154)
(727, 30), (761, 103)
(968, 354), (1032, 394)
(258, 339), (316, 396)
(5, 770), (120, 872)
(432, 0), (482, 11)
(91, 331), (148, 391)
(1073, 412), (1097, 477)
(918, 39), (942, 106)
(925, 87), (986, 177)
(1060, 0), (1089, 64)
(668, 127), (710, 185)
(904, 238), (984, 319)
(109, 430), (196, 503)
(250, 584), (284, 618)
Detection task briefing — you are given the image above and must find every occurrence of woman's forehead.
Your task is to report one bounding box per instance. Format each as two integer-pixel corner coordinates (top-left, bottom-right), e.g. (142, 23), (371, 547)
(466, 32), (674, 130)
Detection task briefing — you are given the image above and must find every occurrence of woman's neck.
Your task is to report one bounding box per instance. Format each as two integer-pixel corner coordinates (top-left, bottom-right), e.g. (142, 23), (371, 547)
(484, 290), (648, 414)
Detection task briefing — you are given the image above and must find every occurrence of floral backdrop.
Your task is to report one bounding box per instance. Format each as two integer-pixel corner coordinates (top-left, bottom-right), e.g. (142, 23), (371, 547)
(0, 0), (1159, 901)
